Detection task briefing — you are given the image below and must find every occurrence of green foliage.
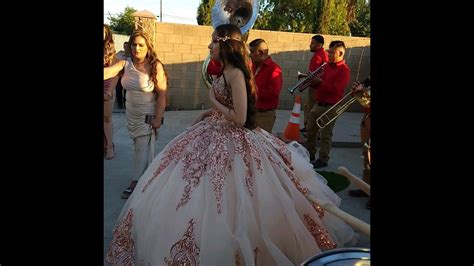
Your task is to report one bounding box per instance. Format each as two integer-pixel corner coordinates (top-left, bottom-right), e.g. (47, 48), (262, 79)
(197, 0), (216, 25)
(108, 6), (137, 35)
(349, 0), (370, 37)
(195, 0), (370, 36)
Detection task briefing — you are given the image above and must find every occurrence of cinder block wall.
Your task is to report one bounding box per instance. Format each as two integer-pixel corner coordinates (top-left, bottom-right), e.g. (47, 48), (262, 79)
(130, 22), (370, 111)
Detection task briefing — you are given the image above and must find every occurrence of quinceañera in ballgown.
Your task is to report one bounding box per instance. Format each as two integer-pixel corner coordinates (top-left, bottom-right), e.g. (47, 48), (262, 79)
(106, 75), (355, 265)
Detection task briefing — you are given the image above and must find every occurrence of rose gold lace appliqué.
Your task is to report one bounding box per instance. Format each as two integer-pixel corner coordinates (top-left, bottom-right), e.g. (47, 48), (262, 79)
(164, 219), (200, 266)
(142, 76), (262, 213)
(208, 128), (233, 213)
(142, 125), (208, 193)
(303, 213), (336, 250)
(231, 128), (262, 197)
(235, 251), (241, 266)
(106, 209), (135, 265)
(214, 76), (233, 108)
(260, 138), (310, 196)
(208, 122), (263, 212)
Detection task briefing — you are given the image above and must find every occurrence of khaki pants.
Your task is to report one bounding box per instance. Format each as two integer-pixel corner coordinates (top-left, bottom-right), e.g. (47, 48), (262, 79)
(304, 104), (337, 163)
(303, 88), (316, 128)
(133, 130), (158, 181)
(361, 113), (370, 184)
(256, 109), (276, 133)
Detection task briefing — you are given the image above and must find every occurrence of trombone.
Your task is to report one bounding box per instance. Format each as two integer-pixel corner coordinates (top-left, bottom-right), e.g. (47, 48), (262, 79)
(315, 77), (370, 129)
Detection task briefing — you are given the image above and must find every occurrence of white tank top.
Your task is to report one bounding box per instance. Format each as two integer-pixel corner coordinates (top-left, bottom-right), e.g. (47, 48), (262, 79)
(121, 58), (155, 93)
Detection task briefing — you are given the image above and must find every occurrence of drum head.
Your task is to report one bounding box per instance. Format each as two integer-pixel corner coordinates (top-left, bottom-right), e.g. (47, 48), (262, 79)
(301, 248), (370, 266)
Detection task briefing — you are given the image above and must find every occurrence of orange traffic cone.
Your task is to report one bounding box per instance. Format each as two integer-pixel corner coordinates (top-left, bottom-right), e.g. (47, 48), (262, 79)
(282, 95), (302, 143)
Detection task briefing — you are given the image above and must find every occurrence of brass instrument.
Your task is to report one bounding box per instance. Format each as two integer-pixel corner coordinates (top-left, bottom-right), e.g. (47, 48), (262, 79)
(297, 71), (308, 80)
(288, 62), (327, 94)
(315, 77), (370, 129)
(201, 0), (259, 89)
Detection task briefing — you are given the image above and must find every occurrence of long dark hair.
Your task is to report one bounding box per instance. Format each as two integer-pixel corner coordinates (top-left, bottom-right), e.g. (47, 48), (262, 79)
(216, 26), (256, 129)
(104, 24), (116, 67)
(128, 30), (168, 90)
(215, 24), (243, 41)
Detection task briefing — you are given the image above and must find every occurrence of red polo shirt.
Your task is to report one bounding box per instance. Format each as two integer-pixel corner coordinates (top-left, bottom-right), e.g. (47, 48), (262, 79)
(314, 60), (350, 105)
(252, 57), (283, 110)
(309, 47), (329, 72)
(309, 48), (328, 90)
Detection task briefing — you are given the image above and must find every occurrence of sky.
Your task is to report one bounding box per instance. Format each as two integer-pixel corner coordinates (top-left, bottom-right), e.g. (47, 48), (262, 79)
(104, 0), (201, 25)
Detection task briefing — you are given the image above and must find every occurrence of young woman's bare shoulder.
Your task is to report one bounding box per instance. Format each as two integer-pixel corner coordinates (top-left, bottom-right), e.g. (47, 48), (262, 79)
(224, 67), (244, 80)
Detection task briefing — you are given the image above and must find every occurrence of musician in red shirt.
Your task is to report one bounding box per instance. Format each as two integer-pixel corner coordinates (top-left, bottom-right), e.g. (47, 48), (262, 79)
(304, 41), (350, 168)
(249, 38), (283, 133)
(302, 35), (328, 132)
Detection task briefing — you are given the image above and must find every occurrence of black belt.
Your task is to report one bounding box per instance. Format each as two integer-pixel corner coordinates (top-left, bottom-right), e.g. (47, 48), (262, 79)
(317, 102), (333, 107)
(257, 108), (275, 112)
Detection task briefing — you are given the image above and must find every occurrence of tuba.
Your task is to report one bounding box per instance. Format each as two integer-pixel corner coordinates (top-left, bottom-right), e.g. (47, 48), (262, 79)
(315, 77), (370, 129)
(201, 0), (259, 89)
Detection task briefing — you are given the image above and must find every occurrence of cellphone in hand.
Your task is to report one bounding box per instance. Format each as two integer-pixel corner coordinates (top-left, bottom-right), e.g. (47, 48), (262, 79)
(145, 115), (164, 125)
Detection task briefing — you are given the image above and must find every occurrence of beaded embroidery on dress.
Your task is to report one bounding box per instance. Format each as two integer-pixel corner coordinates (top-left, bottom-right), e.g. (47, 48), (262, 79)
(106, 75), (355, 266)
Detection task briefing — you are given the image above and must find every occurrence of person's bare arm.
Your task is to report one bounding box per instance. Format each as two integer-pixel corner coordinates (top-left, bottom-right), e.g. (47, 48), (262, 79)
(104, 60), (126, 80)
(151, 62), (167, 129)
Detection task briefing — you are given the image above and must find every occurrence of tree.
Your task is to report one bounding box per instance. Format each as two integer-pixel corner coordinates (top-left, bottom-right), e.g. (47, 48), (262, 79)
(108, 6), (137, 35)
(195, 0), (369, 36)
(346, 0), (358, 23)
(254, 0), (317, 33)
(349, 0), (370, 37)
(316, 0), (332, 34)
(255, 0), (353, 35)
(197, 0), (216, 25)
(254, 0), (273, 30)
(328, 0), (351, 36)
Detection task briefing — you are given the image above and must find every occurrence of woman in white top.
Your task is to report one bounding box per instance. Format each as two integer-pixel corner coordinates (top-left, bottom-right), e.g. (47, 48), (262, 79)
(104, 30), (168, 199)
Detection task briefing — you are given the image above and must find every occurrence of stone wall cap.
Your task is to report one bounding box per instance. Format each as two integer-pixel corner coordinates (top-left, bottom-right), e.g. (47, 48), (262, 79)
(133, 10), (157, 19)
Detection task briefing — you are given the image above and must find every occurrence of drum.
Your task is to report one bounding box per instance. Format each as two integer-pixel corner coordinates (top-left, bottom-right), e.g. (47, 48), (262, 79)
(301, 248), (370, 266)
